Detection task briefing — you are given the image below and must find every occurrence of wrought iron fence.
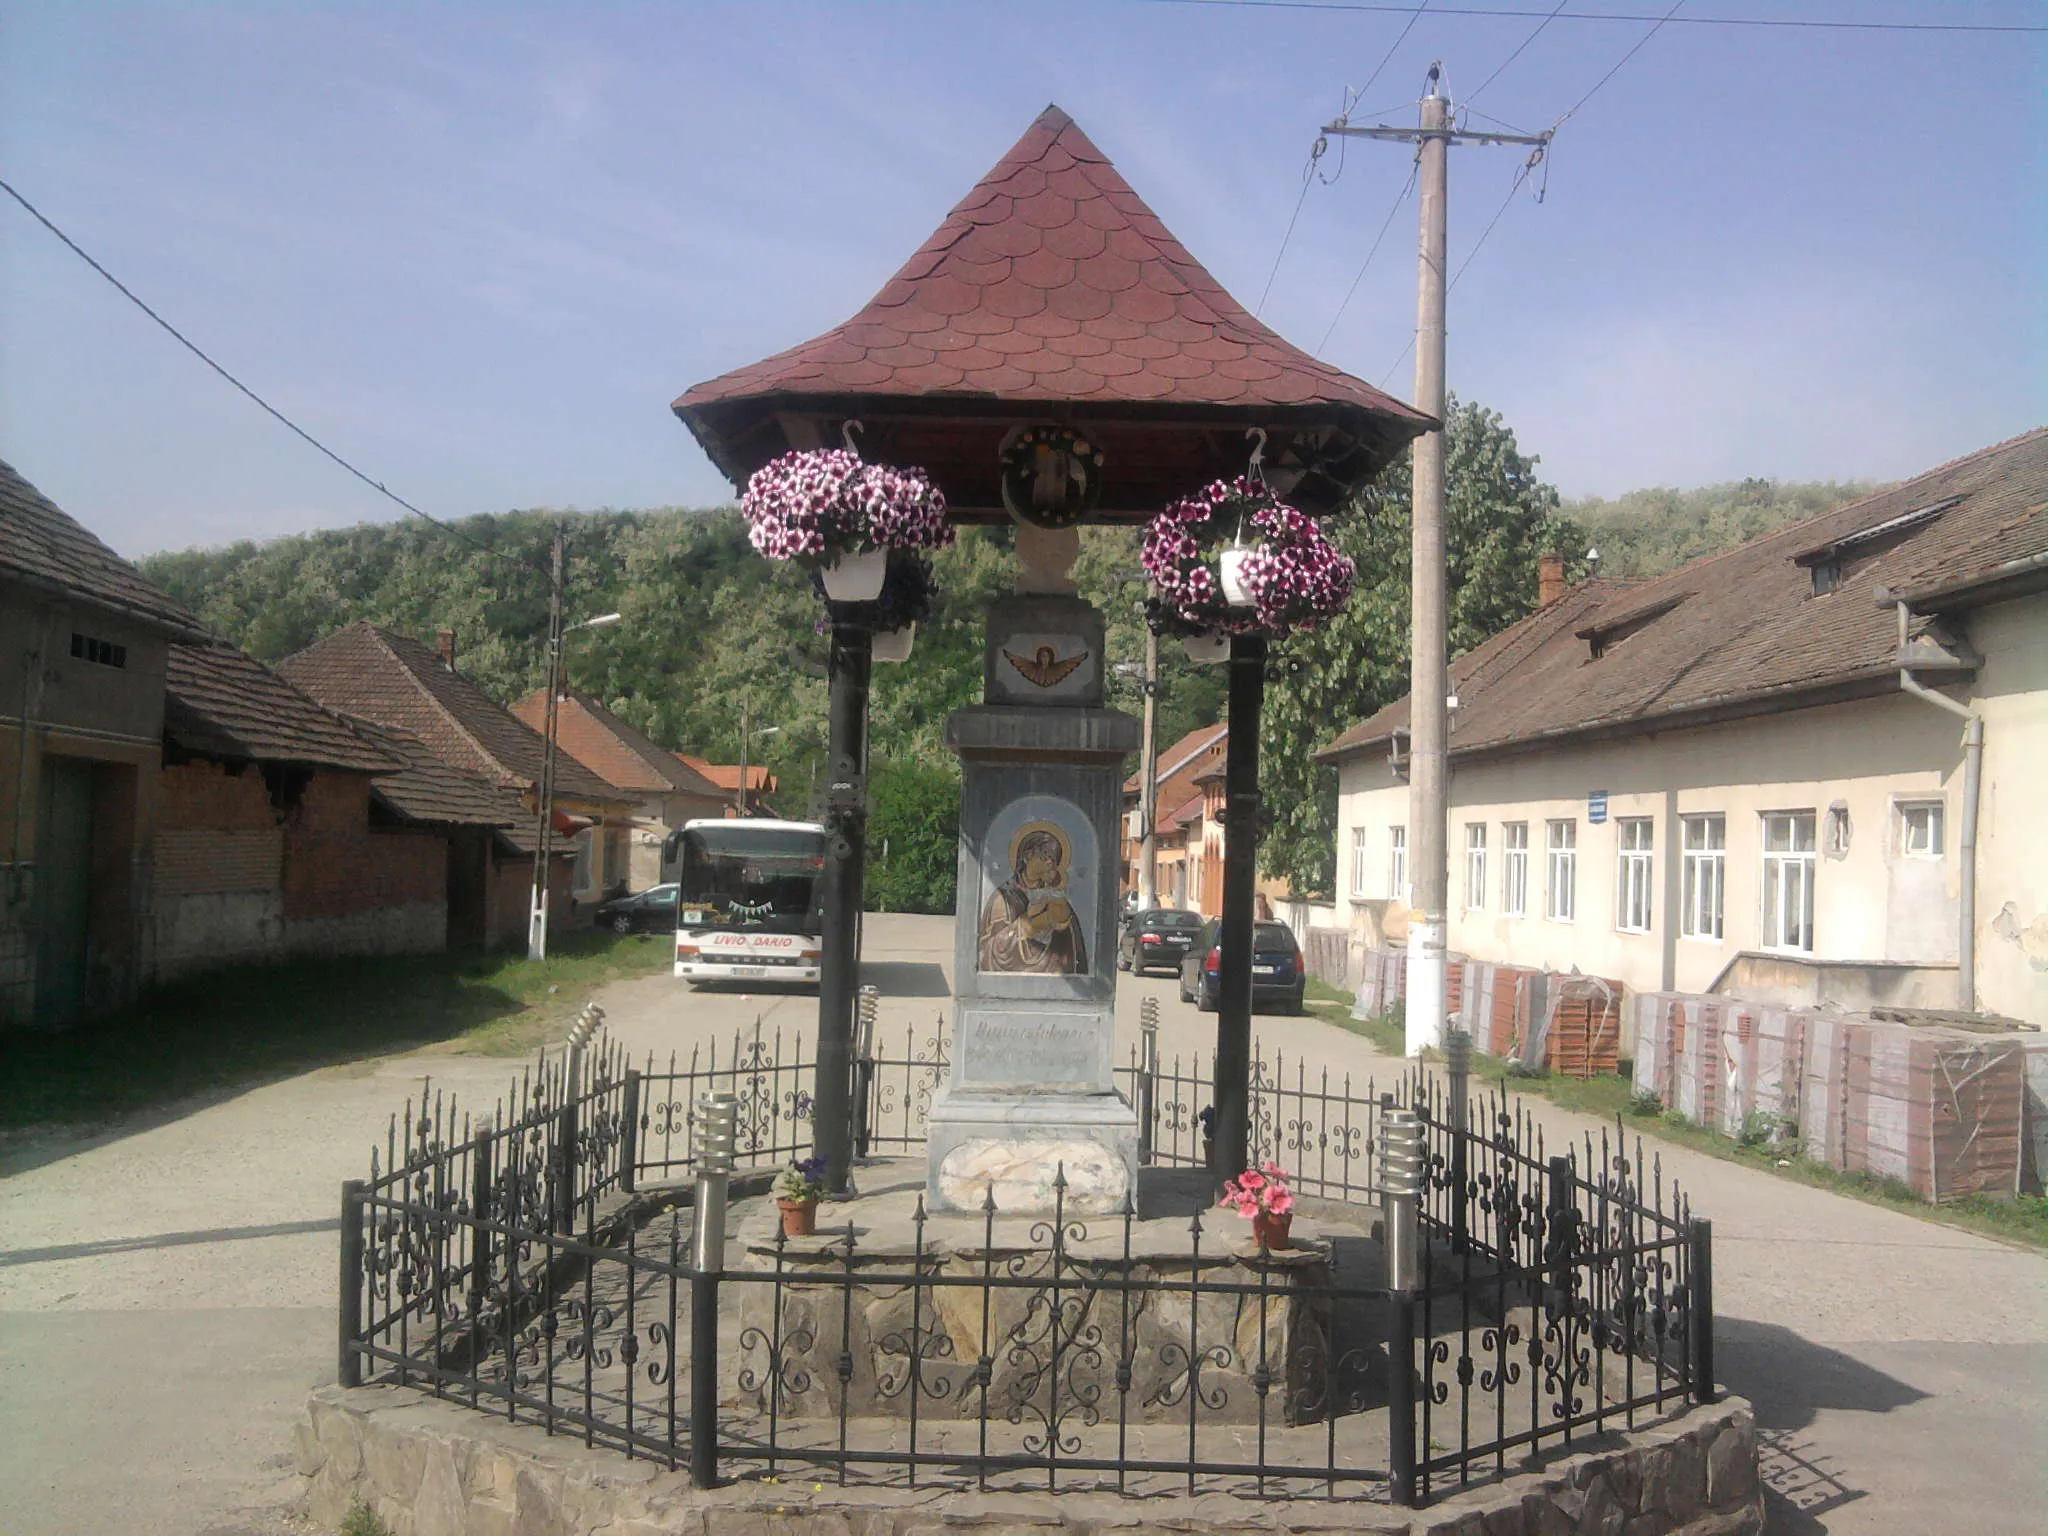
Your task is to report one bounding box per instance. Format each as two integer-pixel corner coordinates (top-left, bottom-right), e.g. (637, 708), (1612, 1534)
(338, 1021), (1713, 1509)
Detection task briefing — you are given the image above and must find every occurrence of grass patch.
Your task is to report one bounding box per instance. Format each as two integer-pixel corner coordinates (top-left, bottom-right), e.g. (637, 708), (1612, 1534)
(1, 929), (675, 1130)
(1304, 981), (2048, 1252)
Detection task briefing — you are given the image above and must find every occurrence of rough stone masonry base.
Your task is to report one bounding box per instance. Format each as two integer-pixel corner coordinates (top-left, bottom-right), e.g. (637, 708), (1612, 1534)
(297, 1384), (1762, 1536)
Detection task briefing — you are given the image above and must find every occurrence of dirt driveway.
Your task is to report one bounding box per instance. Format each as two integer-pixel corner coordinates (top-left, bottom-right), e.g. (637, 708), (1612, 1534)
(2, 913), (2042, 1534)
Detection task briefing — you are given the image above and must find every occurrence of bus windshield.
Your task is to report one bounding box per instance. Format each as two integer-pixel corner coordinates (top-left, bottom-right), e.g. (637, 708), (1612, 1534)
(674, 823), (826, 936)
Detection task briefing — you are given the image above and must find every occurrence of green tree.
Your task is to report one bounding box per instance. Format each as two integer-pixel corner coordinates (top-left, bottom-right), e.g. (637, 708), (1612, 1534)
(1260, 398), (1585, 899)
(865, 758), (961, 913)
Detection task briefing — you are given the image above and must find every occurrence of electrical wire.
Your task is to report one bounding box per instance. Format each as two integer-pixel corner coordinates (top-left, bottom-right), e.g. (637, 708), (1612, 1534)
(1553, 0), (1684, 127)
(1136, 0), (2047, 34)
(1255, 136), (1328, 316)
(1318, 163), (1419, 354)
(1352, 0), (1434, 108)
(1467, 0), (1566, 102)
(0, 174), (545, 576)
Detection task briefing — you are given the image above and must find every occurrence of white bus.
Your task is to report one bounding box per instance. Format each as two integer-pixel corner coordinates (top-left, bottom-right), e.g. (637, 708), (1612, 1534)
(665, 818), (827, 986)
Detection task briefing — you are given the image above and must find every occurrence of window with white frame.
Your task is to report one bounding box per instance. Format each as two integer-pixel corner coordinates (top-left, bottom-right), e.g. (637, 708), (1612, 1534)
(1388, 826), (1409, 902)
(1465, 823), (1487, 909)
(1616, 818), (1653, 933)
(1760, 810), (1817, 951)
(1502, 822), (1529, 916)
(1351, 826), (1371, 896)
(1545, 819), (1577, 922)
(1680, 814), (1725, 940)
(1898, 800), (1944, 858)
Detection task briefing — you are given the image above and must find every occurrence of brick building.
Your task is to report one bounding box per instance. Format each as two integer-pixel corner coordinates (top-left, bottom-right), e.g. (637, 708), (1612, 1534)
(510, 689), (726, 888)
(280, 623), (636, 923)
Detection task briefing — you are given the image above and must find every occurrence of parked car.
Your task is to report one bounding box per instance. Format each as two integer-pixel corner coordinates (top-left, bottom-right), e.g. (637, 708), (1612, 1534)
(1117, 908), (1205, 975)
(595, 883), (679, 934)
(1177, 919), (1305, 1014)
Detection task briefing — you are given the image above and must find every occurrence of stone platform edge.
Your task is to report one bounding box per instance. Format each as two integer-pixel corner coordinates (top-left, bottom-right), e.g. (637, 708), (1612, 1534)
(295, 1383), (1762, 1536)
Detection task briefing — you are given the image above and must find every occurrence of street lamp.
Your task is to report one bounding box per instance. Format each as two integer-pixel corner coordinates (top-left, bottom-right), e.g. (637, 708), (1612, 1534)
(529, 609), (625, 961)
(734, 715), (780, 816)
(1113, 630), (1160, 909)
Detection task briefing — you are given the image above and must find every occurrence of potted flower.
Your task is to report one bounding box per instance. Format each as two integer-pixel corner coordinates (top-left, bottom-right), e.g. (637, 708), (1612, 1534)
(1142, 476), (1354, 649)
(741, 449), (952, 600)
(775, 1154), (830, 1237)
(1219, 1161), (1296, 1251)
(817, 551), (936, 663)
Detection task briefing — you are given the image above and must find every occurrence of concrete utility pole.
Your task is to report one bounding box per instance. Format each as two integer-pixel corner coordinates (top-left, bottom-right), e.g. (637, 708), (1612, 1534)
(1325, 75), (1551, 1055)
(734, 695), (751, 816)
(529, 525), (567, 962)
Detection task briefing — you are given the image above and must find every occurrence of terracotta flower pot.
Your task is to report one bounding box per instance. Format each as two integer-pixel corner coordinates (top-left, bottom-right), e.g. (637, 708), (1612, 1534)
(1251, 1209), (1292, 1251)
(778, 1197), (819, 1238)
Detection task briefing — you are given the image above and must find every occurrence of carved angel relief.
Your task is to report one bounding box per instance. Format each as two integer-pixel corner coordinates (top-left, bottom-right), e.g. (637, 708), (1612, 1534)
(1003, 644), (1088, 690)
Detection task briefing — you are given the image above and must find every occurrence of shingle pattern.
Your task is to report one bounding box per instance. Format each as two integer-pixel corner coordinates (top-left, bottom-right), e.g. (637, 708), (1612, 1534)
(341, 717), (524, 831)
(509, 690), (722, 797)
(277, 623), (630, 805)
(1, 459), (206, 637)
(1123, 722), (1227, 795)
(677, 106), (1428, 422)
(165, 642), (400, 772)
(676, 754), (775, 795)
(1319, 427), (2048, 763)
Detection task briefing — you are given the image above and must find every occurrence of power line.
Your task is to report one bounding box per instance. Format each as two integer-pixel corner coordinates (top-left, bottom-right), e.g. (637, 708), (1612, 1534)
(1255, 137), (1328, 316)
(1318, 163), (1419, 353)
(1138, 0), (2047, 34)
(1353, 0), (1434, 107)
(0, 174), (543, 575)
(1467, 0), (1566, 102)
(1554, 0), (1684, 125)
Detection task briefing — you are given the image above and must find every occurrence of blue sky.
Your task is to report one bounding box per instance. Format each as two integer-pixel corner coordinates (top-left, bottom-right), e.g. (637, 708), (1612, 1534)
(2, 2), (2042, 556)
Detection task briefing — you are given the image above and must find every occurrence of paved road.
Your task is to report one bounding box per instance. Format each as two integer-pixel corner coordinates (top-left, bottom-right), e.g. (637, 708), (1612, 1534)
(2, 914), (2042, 1534)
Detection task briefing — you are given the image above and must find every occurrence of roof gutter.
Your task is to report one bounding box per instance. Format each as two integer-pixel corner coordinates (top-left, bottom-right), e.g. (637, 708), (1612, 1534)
(1883, 589), (1982, 1014)
(1895, 545), (2048, 611)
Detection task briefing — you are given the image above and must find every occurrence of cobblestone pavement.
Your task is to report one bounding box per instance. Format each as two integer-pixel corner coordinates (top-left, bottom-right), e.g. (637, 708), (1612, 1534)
(3, 914), (2043, 1534)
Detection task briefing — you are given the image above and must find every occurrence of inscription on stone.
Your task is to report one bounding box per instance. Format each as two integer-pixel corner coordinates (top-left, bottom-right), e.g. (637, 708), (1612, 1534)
(958, 1013), (1098, 1089)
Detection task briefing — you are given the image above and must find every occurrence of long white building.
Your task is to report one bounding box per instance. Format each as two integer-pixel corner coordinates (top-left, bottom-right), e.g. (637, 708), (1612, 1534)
(1318, 428), (2048, 1027)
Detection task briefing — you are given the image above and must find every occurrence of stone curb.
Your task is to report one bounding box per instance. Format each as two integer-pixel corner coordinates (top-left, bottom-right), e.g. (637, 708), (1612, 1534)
(296, 1384), (1761, 1536)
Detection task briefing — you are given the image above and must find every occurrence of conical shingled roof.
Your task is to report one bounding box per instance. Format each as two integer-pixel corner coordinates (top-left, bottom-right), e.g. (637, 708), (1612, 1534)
(675, 106), (1430, 519)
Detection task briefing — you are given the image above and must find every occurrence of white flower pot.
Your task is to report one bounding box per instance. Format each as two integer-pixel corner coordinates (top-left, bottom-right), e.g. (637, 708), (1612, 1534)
(819, 547), (888, 602)
(871, 623), (916, 663)
(1182, 632), (1230, 665)
(1219, 544), (1260, 608)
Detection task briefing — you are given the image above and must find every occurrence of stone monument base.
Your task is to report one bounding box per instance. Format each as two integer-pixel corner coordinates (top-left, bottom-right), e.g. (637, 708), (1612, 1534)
(924, 1086), (1140, 1215)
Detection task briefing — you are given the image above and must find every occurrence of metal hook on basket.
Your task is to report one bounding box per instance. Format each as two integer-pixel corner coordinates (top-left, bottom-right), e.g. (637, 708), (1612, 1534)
(842, 418), (864, 453)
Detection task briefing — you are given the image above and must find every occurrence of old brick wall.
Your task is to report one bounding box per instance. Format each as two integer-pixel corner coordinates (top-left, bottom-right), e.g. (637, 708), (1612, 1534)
(282, 772), (446, 957)
(153, 760), (284, 976)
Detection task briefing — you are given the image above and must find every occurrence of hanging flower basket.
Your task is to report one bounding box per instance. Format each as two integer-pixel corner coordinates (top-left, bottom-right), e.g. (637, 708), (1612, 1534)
(741, 449), (953, 577)
(811, 550), (938, 649)
(1141, 476), (1354, 640)
(1181, 632), (1230, 665)
(871, 623), (916, 664)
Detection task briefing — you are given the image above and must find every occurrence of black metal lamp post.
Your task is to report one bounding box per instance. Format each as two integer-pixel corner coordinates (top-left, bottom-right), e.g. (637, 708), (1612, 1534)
(811, 614), (872, 1195)
(1210, 631), (1266, 1183)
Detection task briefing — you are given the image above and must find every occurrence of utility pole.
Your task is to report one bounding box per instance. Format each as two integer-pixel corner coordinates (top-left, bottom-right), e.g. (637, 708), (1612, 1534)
(528, 524), (567, 962)
(1325, 74), (1550, 1055)
(734, 695), (751, 816)
(1135, 628), (1160, 908)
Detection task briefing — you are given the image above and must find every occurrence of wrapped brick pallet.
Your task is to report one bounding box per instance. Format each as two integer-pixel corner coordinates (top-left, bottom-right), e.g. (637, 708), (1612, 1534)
(1303, 927), (1350, 990)
(1800, 1014), (1854, 1170)
(1843, 1023), (2026, 1201)
(1351, 947), (1407, 1021)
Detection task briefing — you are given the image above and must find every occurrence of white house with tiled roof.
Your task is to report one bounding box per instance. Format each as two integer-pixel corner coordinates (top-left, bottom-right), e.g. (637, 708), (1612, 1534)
(1318, 429), (2048, 1029)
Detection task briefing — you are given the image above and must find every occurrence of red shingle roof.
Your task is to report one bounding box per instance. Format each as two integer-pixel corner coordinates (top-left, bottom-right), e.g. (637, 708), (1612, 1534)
(1318, 427), (2048, 764)
(278, 623), (632, 807)
(510, 690), (723, 798)
(675, 107), (1431, 517)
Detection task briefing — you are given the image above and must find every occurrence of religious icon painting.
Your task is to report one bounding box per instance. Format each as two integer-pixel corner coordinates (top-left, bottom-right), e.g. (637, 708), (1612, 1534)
(976, 795), (1096, 976)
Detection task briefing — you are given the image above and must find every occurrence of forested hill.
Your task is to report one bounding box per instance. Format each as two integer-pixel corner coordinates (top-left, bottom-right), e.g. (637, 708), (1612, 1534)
(135, 408), (1868, 903)
(1565, 477), (1875, 580)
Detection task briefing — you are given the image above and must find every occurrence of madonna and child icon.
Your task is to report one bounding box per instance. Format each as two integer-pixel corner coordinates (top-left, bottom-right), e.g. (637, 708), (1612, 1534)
(977, 820), (1088, 975)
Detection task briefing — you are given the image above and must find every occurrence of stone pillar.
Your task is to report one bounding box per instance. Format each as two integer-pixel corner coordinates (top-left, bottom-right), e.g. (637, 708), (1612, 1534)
(926, 594), (1141, 1215)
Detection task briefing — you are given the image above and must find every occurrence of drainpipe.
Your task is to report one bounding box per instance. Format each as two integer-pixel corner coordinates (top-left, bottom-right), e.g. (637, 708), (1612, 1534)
(1891, 600), (1981, 1012)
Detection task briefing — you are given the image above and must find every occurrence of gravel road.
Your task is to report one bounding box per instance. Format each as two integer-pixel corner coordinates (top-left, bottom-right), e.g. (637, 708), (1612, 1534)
(2, 914), (2041, 1534)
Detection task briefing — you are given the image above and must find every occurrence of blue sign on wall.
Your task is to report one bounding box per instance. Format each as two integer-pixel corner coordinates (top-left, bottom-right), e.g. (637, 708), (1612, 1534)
(1588, 790), (1609, 825)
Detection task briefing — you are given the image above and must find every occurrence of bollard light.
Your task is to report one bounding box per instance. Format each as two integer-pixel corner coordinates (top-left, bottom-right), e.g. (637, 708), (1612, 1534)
(694, 1092), (739, 1174)
(1443, 1025), (1471, 1077)
(1381, 1106), (1426, 1293)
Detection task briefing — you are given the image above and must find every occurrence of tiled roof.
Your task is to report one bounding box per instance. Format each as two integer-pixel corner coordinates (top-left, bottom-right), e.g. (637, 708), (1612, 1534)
(674, 106), (1432, 517)
(1, 459), (208, 638)
(509, 690), (723, 797)
(342, 717), (523, 830)
(1167, 793), (1206, 829)
(1123, 722), (1226, 794)
(677, 753), (776, 794)
(277, 622), (632, 806)
(164, 642), (400, 772)
(1319, 427), (2048, 764)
